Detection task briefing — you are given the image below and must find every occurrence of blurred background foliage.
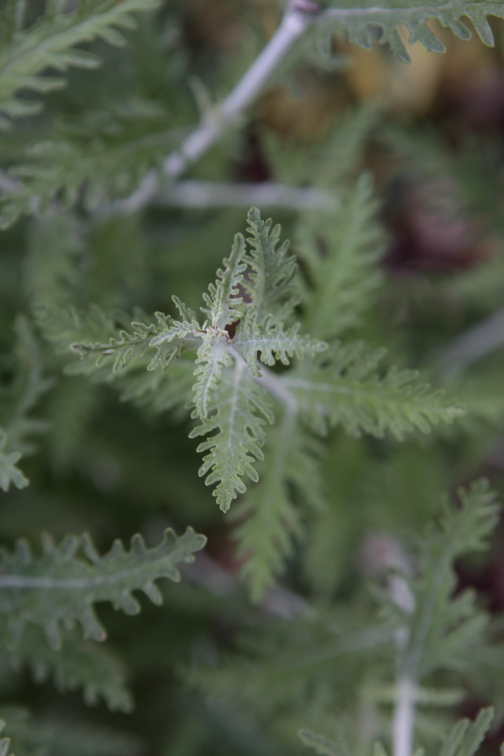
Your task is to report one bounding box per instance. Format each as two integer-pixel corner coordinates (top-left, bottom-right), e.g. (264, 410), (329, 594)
(3, 1), (504, 755)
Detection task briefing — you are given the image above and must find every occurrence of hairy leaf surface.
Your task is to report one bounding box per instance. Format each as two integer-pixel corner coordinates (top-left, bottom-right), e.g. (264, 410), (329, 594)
(0, 527), (206, 649)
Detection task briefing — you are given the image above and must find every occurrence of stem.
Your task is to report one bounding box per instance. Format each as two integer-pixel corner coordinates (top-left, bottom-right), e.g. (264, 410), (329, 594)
(322, 2), (480, 20)
(154, 180), (337, 211)
(392, 675), (416, 756)
(387, 552), (416, 756)
(112, 4), (313, 213)
(163, 8), (310, 180)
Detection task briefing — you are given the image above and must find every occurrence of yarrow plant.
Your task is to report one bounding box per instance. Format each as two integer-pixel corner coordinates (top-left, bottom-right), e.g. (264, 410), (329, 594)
(1, 1), (504, 756)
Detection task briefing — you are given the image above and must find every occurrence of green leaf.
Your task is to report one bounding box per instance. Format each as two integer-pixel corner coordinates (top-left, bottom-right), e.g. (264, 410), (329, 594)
(410, 481), (499, 679)
(0, 0), (160, 127)
(192, 332), (233, 418)
(0, 527), (206, 650)
(190, 361), (274, 512)
(234, 308), (327, 377)
(0, 706), (140, 756)
(232, 414), (325, 601)
(283, 342), (464, 440)
(318, 1), (504, 64)
(243, 207), (300, 324)
(119, 359), (195, 417)
(1, 624), (132, 712)
(298, 172), (385, 340)
(439, 709), (494, 756)
(375, 480), (500, 681)
(35, 304), (199, 378)
(0, 100), (180, 227)
(0, 430), (28, 492)
(200, 232), (247, 330)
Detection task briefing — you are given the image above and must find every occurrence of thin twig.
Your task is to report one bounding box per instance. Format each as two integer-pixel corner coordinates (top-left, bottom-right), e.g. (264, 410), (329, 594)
(362, 535), (416, 756)
(153, 180), (337, 211)
(392, 675), (416, 756)
(110, 3), (315, 214)
(392, 571), (416, 756)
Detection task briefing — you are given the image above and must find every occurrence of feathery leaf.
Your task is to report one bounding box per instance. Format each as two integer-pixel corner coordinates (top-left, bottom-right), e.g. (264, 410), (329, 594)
(0, 429), (28, 492)
(1, 624), (133, 712)
(298, 173), (385, 340)
(318, 1), (504, 64)
(200, 233), (247, 329)
(283, 342), (464, 440)
(244, 207), (300, 324)
(375, 480), (500, 681)
(35, 304), (199, 378)
(0, 100), (179, 227)
(233, 414), (325, 601)
(190, 361), (273, 512)
(0, 0), (160, 127)
(0, 527), (206, 649)
(233, 308), (326, 377)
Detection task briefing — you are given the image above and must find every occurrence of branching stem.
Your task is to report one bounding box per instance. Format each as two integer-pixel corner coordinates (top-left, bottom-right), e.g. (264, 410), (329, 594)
(113, 3), (314, 213)
(163, 8), (310, 179)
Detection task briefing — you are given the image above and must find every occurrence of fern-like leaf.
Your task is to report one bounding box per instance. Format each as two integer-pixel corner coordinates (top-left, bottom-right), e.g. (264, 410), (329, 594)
(35, 304), (200, 378)
(200, 233), (246, 329)
(189, 362), (274, 512)
(0, 429), (28, 492)
(0, 527), (206, 649)
(193, 332), (233, 418)
(283, 342), (464, 440)
(119, 359), (195, 416)
(0, 100), (179, 227)
(232, 414), (325, 601)
(297, 709), (495, 756)
(234, 308), (326, 377)
(0, 0), (160, 126)
(243, 207), (300, 324)
(439, 709), (494, 756)
(298, 173), (385, 340)
(401, 480), (499, 680)
(2, 624), (132, 712)
(319, 1), (504, 64)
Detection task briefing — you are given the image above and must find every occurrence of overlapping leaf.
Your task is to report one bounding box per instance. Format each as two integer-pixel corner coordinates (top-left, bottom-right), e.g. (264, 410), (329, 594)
(0, 0), (160, 126)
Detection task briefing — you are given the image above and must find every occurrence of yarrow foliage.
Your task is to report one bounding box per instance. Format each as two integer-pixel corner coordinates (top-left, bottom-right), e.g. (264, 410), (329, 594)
(1, 1), (503, 755)
(37, 206), (463, 598)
